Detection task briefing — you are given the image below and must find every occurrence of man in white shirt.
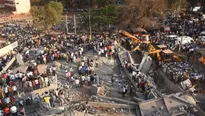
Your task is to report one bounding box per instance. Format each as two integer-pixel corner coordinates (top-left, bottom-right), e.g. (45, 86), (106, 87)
(73, 56), (76, 63)
(18, 72), (23, 79)
(75, 79), (80, 86)
(81, 47), (84, 54)
(10, 74), (15, 81)
(98, 50), (101, 56)
(69, 67), (73, 72)
(122, 86), (126, 97)
(15, 73), (19, 79)
(12, 85), (17, 95)
(101, 48), (104, 56)
(81, 61), (85, 66)
(83, 56), (86, 61)
(27, 71), (33, 77)
(132, 71), (136, 77)
(79, 50), (82, 56)
(10, 105), (17, 115)
(52, 66), (56, 75)
(4, 85), (8, 96)
(87, 75), (91, 82)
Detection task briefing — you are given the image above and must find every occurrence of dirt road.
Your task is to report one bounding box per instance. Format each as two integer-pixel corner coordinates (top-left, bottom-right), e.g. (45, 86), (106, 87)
(0, 13), (32, 22)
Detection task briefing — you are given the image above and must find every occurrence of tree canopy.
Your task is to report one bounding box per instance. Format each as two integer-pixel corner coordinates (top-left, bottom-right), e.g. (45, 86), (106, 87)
(82, 5), (117, 30)
(167, 0), (187, 12)
(118, 0), (167, 29)
(31, 0), (120, 8)
(31, 1), (63, 30)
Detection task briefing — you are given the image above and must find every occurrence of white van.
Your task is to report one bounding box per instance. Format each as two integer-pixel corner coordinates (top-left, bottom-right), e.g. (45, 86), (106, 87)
(175, 36), (194, 45)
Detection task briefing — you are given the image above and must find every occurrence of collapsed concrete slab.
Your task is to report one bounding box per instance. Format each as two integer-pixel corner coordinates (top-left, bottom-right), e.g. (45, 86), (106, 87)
(137, 93), (204, 116)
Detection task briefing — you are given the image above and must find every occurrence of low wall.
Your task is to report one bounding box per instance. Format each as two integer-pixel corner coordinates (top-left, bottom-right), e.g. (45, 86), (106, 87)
(1, 56), (16, 73)
(0, 41), (18, 57)
(31, 83), (57, 95)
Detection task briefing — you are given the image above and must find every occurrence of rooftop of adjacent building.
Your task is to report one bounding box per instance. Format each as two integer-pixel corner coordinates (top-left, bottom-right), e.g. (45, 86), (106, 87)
(136, 92), (205, 116)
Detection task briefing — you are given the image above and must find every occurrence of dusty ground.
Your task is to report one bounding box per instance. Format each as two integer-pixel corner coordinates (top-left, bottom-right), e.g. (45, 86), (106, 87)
(0, 13), (32, 22)
(0, 12), (78, 22)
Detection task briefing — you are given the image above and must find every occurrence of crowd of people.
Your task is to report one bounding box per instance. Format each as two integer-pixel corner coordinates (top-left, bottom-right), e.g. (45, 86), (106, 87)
(156, 14), (205, 85)
(0, 18), (121, 114)
(120, 56), (156, 100)
(0, 10), (205, 114)
(162, 62), (205, 83)
(0, 59), (57, 115)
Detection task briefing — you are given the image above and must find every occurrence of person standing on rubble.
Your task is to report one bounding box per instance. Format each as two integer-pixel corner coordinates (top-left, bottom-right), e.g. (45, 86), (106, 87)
(130, 85), (134, 96)
(118, 82), (122, 93)
(80, 77), (84, 87)
(125, 83), (128, 94)
(95, 59), (98, 68)
(111, 75), (114, 85)
(52, 66), (56, 76)
(58, 90), (64, 106)
(122, 86), (126, 97)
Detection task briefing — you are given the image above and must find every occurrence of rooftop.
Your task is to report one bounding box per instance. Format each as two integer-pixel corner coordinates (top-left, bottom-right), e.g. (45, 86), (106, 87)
(138, 93), (201, 116)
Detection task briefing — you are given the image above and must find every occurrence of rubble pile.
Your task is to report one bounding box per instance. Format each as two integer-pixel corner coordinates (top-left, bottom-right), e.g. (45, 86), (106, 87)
(97, 85), (110, 96)
(86, 106), (131, 115)
(64, 88), (87, 102)
(90, 96), (116, 103)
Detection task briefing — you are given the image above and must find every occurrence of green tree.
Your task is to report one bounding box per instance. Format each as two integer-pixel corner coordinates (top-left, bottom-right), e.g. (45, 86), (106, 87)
(82, 5), (117, 30)
(167, 0), (187, 17)
(31, 1), (63, 30)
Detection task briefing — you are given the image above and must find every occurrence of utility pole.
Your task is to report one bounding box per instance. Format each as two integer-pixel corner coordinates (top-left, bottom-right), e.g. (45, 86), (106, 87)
(89, 14), (92, 41)
(74, 14), (76, 34)
(65, 15), (68, 34)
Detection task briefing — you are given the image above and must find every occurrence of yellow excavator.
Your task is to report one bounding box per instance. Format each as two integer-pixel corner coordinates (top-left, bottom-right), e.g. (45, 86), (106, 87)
(119, 30), (182, 62)
(119, 30), (162, 60)
(119, 30), (144, 52)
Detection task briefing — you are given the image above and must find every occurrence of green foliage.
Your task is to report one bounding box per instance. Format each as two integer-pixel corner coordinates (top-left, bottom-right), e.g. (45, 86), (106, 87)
(91, 5), (117, 25)
(30, 0), (119, 8)
(48, 1), (64, 14)
(31, 1), (63, 30)
(167, 0), (187, 10)
(82, 5), (117, 28)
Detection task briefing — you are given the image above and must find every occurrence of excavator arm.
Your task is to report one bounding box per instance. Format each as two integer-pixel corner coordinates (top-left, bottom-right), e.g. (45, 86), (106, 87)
(173, 55), (182, 62)
(119, 30), (142, 45)
(119, 30), (146, 53)
(131, 44), (142, 53)
(119, 30), (183, 62)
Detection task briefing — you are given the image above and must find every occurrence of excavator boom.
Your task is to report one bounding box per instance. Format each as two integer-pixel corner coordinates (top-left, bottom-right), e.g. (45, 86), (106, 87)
(119, 30), (142, 44)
